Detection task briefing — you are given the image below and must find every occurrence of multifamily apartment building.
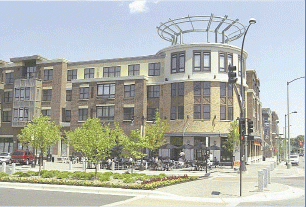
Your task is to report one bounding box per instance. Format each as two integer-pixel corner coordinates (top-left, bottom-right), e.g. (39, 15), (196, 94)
(0, 15), (266, 163)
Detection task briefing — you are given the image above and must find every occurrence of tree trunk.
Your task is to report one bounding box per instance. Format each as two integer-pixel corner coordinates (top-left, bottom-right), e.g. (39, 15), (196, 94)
(39, 149), (44, 174)
(95, 163), (98, 180)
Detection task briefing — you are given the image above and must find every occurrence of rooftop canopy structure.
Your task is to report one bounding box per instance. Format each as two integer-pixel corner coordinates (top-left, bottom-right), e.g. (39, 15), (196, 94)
(157, 14), (246, 45)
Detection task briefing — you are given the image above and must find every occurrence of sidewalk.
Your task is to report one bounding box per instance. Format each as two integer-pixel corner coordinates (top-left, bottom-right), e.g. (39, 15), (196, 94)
(1, 157), (304, 206)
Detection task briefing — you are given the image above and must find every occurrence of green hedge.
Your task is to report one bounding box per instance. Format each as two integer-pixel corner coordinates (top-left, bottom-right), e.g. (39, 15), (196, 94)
(1, 170), (197, 190)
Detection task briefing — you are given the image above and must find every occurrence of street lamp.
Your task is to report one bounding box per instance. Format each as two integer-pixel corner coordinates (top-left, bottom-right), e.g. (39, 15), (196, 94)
(239, 17), (256, 197)
(287, 76), (304, 169)
(284, 111), (297, 165)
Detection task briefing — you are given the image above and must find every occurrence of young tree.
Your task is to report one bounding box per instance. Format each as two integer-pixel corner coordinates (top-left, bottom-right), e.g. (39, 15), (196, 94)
(291, 135), (305, 153)
(121, 129), (146, 173)
(66, 118), (122, 177)
(223, 120), (240, 158)
(145, 109), (168, 157)
(18, 114), (62, 173)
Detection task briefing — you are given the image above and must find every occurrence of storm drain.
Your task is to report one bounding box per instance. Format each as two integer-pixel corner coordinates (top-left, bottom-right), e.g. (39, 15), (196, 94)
(211, 191), (221, 195)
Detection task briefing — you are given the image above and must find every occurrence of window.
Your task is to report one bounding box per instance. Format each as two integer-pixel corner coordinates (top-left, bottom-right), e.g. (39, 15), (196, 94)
(203, 105), (210, 120)
(148, 85), (160, 98)
(44, 69), (53, 81)
(79, 87), (89, 99)
(238, 56), (241, 76)
(24, 108), (28, 120)
(179, 53), (185, 72)
(171, 83), (176, 97)
(19, 108), (24, 121)
(25, 88), (30, 100)
(5, 73), (14, 83)
(203, 52), (211, 71)
(79, 108), (88, 121)
(3, 111), (12, 122)
(203, 82), (210, 96)
(103, 66), (121, 77)
(67, 70), (77, 81)
(124, 84), (135, 98)
(194, 82), (201, 96)
(66, 90), (72, 101)
(193, 51), (211, 72)
(42, 89), (52, 101)
(128, 64), (140, 76)
(148, 63), (160, 76)
(178, 106), (184, 120)
(194, 105), (201, 120)
(123, 108), (134, 120)
(220, 106), (226, 120)
(220, 82), (226, 97)
(84, 68), (94, 79)
(178, 82), (184, 96)
(170, 106), (176, 120)
(65, 110), (71, 122)
(171, 52), (185, 73)
(26, 66), (36, 79)
(228, 83), (233, 97)
(12, 108), (28, 121)
(228, 107), (233, 121)
(20, 88), (25, 101)
(97, 83), (115, 98)
(13, 109), (18, 121)
(15, 88), (20, 101)
(96, 106), (114, 120)
(219, 53), (225, 72)
(228, 54), (233, 67)
(147, 108), (156, 121)
(193, 52), (201, 71)
(42, 109), (51, 117)
(4, 91), (13, 103)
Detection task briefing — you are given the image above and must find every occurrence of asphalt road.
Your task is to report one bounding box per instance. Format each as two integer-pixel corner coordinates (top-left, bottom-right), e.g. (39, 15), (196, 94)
(0, 188), (133, 206)
(237, 156), (305, 206)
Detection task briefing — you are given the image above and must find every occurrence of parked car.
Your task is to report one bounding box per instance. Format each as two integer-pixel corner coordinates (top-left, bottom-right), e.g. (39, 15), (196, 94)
(290, 154), (299, 166)
(0, 152), (11, 164)
(299, 152), (304, 157)
(11, 150), (34, 165)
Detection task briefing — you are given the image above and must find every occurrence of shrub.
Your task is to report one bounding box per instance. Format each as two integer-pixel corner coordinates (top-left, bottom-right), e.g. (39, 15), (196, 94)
(27, 171), (39, 176)
(71, 172), (94, 180)
(99, 175), (111, 182)
(112, 173), (124, 179)
(0, 172), (9, 177)
(103, 172), (113, 176)
(12, 171), (31, 177)
(13, 171), (24, 176)
(56, 171), (72, 179)
(123, 177), (136, 183)
(41, 171), (55, 178)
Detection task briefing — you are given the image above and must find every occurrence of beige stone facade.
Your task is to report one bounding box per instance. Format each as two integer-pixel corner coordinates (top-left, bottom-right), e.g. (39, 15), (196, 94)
(0, 43), (264, 164)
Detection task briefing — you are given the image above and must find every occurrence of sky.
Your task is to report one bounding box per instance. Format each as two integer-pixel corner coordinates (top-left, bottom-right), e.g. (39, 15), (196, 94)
(0, 0), (304, 138)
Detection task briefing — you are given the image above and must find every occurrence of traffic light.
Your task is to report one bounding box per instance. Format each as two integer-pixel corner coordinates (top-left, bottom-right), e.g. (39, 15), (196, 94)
(239, 118), (246, 135)
(228, 65), (237, 84)
(248, 119), (254, 134)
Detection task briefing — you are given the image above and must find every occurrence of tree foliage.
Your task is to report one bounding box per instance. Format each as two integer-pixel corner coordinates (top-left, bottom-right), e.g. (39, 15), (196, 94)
(66, 119), (123, 170)
(223, 120), (240, 154)
(18, 114), (62, 172)
(145, 109), (168, 153)
(290, 135), (305, 153)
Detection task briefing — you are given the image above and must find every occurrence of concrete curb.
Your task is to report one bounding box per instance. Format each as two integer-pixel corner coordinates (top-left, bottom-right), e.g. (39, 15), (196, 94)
(0, 181), (303, 204)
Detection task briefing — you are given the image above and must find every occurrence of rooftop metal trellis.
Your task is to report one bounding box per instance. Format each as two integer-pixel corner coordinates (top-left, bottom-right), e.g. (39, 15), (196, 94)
(157, 14), (246, 45)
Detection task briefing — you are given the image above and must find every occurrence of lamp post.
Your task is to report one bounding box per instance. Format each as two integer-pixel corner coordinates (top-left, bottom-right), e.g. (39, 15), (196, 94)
(286, 110), (298, 168)
(274, 132), (283, 165)
(287, 76), (304, 169)
(239, 17), (256, 197)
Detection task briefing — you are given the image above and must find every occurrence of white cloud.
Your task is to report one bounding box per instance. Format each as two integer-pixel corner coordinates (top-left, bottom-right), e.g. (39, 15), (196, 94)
(129, 0), (149, 13)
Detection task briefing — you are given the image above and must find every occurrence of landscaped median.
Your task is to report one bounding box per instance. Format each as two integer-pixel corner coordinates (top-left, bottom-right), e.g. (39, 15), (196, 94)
(0, 171), (198, 190)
